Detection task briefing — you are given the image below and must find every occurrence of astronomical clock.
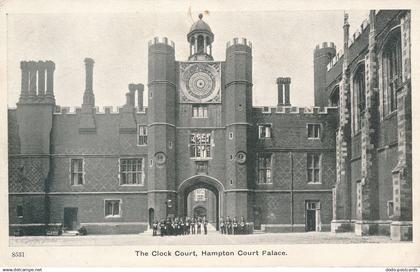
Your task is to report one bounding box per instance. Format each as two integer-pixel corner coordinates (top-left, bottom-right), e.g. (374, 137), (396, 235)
(178, 62), (222, 103)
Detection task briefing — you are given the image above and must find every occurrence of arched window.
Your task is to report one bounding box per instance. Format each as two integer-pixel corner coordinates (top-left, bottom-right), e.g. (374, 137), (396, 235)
(329, 85), (339, 107)
(197, 35), (204, 53)
(382, 28), (402, 115)
(353, 64), (365, 133)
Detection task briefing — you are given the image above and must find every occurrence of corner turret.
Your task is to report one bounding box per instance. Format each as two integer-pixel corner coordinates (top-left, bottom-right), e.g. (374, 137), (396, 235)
(313, 42), (336, 107)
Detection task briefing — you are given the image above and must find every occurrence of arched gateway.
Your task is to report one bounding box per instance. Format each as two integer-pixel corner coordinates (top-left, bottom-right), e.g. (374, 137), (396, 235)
(177, 175), (225, 230)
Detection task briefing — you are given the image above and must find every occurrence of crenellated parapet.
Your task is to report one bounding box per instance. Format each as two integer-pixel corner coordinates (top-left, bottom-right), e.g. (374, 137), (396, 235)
(226, 37), (252, 49)
(148, 36), (175, 49)
(326, 17), (370, 71)
(53, 105), (148, 115)
(314, 42), (336, 52)
(254, 106), (338, 115)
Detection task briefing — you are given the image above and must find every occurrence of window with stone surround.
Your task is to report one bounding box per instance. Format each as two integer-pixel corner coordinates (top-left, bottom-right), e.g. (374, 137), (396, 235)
(119, 158), (145, 185)
(307, 124), (321, 139)
(329, 85), (339, 107)
(257, 153), (272, 184)
(70, 158), (84, 186)
(17, 205), (23, 218)
(190, 132), (212, 159)
(382, 28), (402, 115)
(352, 63), (366, 133)
(258, 124), (272, 139)
(387, 200), (394, 218)
(104, 199), (121, 217)
(307, 153), (321, 184)
(137, 125), (148, 146)
(192, 105), (208, 118)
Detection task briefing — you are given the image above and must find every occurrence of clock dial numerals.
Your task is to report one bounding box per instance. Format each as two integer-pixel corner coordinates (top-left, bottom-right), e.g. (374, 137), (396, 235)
(188, 71), (214, 99)
(180, 63), (221, 103)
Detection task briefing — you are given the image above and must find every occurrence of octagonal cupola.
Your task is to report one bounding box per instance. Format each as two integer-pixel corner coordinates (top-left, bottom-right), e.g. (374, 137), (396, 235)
(187, 13), (214, 61)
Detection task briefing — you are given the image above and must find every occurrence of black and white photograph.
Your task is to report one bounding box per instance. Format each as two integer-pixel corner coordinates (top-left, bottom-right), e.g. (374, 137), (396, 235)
(0, 0), (418, 269)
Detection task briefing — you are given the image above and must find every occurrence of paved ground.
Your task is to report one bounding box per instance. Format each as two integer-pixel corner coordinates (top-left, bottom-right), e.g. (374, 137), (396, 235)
(9, 225), (402, 247)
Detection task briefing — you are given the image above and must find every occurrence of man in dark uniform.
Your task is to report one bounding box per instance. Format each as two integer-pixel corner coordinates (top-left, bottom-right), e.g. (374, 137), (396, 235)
(219, 217), (226, 234)
(159, 219), (166, 237)
(197, 217), (202, 234)
(226, 216), (232, 235)
(240, 216), (246, 235)
(203, 216), (208, 235)
(166, 217), (173, 236)
(232, 216), (238, 235)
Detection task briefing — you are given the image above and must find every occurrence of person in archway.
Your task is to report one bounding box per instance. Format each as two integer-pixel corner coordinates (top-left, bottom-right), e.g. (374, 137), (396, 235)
(185, 217), (190, 235)
(197, 217), (202, 234)
(191, 217), (196, 235)
(203, 216), (208, 235)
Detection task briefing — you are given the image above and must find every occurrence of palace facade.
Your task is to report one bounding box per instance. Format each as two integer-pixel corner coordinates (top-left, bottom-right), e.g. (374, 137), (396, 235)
(8, 10), (412, 240)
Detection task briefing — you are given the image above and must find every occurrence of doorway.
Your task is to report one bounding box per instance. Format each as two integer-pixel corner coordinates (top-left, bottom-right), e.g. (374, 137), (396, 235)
(148, 208), (155, 228)
(305, 201), (321, 232)
(193, 206), (207, 219)
(177, 175), (224, 231)
(63, 207), (78, 230)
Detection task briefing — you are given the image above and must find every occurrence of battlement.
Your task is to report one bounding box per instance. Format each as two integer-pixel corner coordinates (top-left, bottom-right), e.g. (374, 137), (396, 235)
(326, 49), (343, 71)
(53, 106), (148, 115)
(314, 42), (336, 52)
(226, 37), (252, 49)
(254, 106), (338, 115)
(148, 36), (175, 49)
(326, 17), (370, 71)
(348, 18), (369, 48)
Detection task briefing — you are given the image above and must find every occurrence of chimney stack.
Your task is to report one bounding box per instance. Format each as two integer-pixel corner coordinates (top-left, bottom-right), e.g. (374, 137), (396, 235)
(18, 60), (55, 103)
(276, 77), (291, 106)
(82, 58), (95, 108)
(45, 61), (55, 99)
(37, 61), (46, 96)
(137, 84), (144, 111)
(20, 61), (29, 100)
(128, 84), (136, 107)
(28, 61), (37, 97)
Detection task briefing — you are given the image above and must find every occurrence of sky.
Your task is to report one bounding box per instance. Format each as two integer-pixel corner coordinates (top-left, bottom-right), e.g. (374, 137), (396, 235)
(6, 6), (369, 108)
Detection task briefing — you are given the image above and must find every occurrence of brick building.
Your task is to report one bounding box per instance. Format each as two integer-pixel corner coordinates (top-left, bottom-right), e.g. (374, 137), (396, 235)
(8, 10), (411, 240)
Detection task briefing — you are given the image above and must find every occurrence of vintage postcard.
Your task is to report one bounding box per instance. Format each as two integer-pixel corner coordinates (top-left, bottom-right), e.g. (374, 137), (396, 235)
(0, 0), (419, 268)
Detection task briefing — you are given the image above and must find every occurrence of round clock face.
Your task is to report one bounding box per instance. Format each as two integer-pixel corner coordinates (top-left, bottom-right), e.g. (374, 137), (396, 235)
(155, 152), (166, 166)
(236, 152), (247, 164)
(181, 64), (220, 102)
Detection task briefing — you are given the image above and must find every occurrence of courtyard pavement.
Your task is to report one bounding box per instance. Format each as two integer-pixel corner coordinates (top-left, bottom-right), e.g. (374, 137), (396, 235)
(9, 226), (402, 246)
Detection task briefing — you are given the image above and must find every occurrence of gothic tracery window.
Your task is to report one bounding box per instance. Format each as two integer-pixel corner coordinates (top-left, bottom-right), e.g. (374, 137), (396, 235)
(353, 64), (366, 133)
(382, 28), (402, 115)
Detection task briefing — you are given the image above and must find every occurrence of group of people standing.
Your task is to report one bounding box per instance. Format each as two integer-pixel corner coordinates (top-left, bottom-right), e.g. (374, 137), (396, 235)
(152, 216), (208, 236)
(219, 216), (248, 235)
